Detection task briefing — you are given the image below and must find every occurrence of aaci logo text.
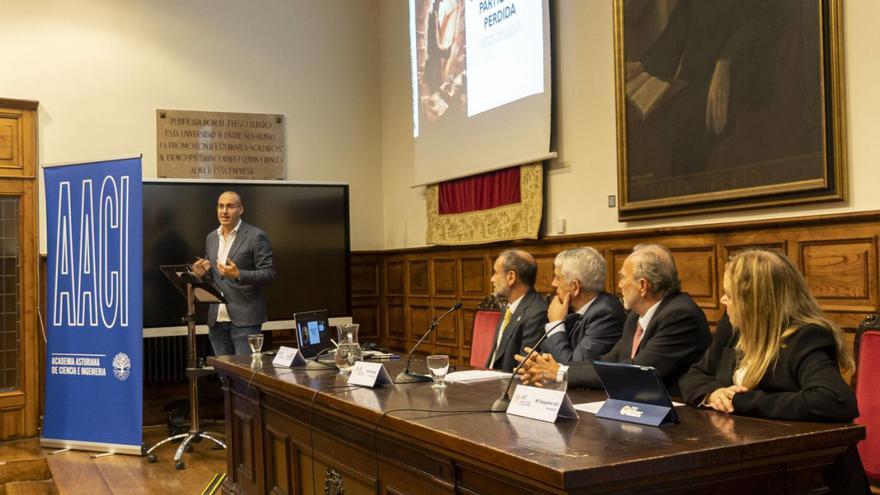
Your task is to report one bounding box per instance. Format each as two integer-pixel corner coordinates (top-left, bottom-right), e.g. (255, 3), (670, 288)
(52, 176), (130, 328)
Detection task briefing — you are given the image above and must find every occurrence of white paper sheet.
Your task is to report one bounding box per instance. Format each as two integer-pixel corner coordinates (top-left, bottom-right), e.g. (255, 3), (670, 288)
(444, 370), (511, 383)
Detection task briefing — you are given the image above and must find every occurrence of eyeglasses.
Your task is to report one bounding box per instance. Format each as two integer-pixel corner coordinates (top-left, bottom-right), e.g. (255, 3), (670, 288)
(217, 203), (241, 211)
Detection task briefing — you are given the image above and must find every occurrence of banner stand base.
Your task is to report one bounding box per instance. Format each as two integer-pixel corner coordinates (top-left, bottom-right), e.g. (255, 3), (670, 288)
(40, 437), (143, 456)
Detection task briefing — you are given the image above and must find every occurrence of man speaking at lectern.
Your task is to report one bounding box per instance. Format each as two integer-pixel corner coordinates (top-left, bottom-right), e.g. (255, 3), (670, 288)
(194, 191), (276, 355)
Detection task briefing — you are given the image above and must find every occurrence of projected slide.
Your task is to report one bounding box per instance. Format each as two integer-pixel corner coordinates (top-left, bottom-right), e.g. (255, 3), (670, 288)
(411, 0), (544, 136)
(307, 321), (322, 344)
(409, 0), (551, 186)
(465, 0), (543, 116)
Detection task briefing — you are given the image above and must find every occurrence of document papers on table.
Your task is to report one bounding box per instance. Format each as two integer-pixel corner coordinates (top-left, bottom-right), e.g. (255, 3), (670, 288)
(444, 370), (511, 383)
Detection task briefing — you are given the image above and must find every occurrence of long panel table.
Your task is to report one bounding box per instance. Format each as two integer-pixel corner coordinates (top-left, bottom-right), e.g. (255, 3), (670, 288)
(210, 355), (864, 494)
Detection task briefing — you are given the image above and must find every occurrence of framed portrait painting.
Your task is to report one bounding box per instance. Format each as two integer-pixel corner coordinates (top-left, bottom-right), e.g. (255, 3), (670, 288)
(614, 0), (846, 220)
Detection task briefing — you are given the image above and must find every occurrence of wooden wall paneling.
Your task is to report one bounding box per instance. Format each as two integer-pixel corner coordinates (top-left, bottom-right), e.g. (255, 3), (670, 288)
(351, 303), (380, 342)
(386, 297), (407, 350)
(408, 260), (429, 295)
(408, 302), (432, 351)
(722, 241), (788, 261)
(432, 299), (460, 357)
(459, 256), (489, 296)
(533, 251), (557, 295)
(350, 255), (381, 344)
(386, 259), (405, 296)
(354, 212), (880, 376)
(609, 248), (632, 297)
(350, 259), (379, 297)
(669, 245), (718, 310)
(462, 306), (476, 350)
(432, 258), (457, 297)
(798, 238), (877, 312)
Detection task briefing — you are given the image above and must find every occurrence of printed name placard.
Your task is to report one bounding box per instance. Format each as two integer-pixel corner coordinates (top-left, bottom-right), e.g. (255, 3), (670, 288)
(595, 399), (676, 426)
(272, 346), (308, 368)
(347, 361), (392, 388)
(506, 385), (579, 423)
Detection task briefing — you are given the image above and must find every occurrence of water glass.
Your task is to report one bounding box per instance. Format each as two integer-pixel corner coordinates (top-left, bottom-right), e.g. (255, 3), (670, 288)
(334, 324), (362, 372)
(335, 342), (361, 372)
(426, 355), (450, 388)
(247, 333), (264, 356)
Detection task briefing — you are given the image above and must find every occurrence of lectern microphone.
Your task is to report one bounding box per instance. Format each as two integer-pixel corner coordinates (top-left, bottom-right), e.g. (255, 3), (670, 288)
(395, 302), (463, 383)
(490, 312), (579, 412)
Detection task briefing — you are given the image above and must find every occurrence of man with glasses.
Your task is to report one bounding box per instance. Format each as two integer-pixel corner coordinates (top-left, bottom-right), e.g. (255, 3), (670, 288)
(194, 191), (275, 355)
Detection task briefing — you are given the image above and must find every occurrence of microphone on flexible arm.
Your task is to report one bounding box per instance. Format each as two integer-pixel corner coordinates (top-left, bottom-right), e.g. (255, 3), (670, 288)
(395, 302), (463, 383)
(490, 312), (580, 412)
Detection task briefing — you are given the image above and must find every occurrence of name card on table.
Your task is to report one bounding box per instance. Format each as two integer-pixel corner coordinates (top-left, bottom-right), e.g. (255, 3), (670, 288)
(272, 346), (308, 368)
(595, 399), (677, 427)
(506, 385), (579, 423)
(348, 361), (392, 388)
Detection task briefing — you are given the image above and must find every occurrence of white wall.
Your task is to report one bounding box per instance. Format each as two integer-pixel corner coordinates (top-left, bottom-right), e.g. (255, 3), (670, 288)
(379, 0), (880, 249)
(1, 0), (383, 251)
(9, 1), (880, 253)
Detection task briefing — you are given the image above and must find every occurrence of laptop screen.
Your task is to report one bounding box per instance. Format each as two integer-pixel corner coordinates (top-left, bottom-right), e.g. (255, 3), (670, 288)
(294, 310), (332, 358)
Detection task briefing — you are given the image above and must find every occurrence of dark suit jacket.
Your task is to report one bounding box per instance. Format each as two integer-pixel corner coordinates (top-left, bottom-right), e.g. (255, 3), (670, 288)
(205, 221), (276, 327)
(486, 290), (548, 372)
(543, 292), (626, 364)
(566, 291), (710, 394)
(679, 316), (868, 493)
(679, 316), (858, 422)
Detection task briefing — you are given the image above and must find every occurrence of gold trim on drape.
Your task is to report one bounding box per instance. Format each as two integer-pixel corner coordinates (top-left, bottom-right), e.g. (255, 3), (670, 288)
(426, 163), (543, 245)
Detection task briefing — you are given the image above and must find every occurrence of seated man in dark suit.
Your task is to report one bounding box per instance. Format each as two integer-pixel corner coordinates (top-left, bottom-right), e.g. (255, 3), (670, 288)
(543, 247), (626, 364)
(486, 249), (548, 372)
(516, 244), (709, 394)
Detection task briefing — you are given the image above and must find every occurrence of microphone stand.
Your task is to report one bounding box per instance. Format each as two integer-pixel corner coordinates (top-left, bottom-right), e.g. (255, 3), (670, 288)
(490, 312), (579, 412)
(395, 302), (462, 383)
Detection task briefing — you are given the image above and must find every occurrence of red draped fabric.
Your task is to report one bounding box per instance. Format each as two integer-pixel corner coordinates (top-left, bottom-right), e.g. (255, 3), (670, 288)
(438, 167), (521, 214)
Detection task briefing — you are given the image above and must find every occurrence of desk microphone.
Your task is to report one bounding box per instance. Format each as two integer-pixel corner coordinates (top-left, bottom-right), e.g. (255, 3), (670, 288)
(395, 302), (463, 383)
(490, 312), (579, 412)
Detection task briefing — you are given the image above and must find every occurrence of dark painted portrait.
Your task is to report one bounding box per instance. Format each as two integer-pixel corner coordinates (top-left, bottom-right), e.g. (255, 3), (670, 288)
(616, 0), (845, 220)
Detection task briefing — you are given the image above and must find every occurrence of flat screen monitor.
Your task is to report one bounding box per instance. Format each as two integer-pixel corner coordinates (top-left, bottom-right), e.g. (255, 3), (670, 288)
(294, 309), (333, 358)
(142, 180), (350, 329)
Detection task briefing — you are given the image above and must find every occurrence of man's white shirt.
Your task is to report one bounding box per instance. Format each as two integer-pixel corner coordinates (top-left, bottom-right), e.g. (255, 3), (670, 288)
(215, 219), (242, 323)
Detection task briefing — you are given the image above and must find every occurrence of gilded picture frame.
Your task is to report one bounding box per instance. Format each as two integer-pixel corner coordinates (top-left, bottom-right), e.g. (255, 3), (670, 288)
(614, 0), (846, 220)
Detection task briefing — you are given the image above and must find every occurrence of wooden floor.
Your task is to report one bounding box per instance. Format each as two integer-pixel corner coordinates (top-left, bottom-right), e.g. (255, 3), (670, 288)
(45, 425), (226, 495)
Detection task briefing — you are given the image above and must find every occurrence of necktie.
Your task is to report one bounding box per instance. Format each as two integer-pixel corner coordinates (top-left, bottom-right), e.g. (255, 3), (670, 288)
(490, 306), (513, 365)
(630, 322), (645, 359)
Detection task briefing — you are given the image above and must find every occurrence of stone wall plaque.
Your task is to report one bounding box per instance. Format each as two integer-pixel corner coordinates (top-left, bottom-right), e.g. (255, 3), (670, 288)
(157, 109), (285, 180)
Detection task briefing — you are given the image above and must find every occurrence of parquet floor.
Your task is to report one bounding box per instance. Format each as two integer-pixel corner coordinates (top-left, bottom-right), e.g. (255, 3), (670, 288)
(45, 425), (226, 495)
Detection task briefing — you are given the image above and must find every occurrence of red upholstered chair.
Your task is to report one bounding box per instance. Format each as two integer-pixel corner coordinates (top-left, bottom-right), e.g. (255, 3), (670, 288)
(469, 310), (501, 368)
(855, 314), (880, 485)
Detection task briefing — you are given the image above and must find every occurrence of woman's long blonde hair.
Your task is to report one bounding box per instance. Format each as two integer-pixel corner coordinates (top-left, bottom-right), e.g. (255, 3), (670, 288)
(725, 249), (854, 389)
